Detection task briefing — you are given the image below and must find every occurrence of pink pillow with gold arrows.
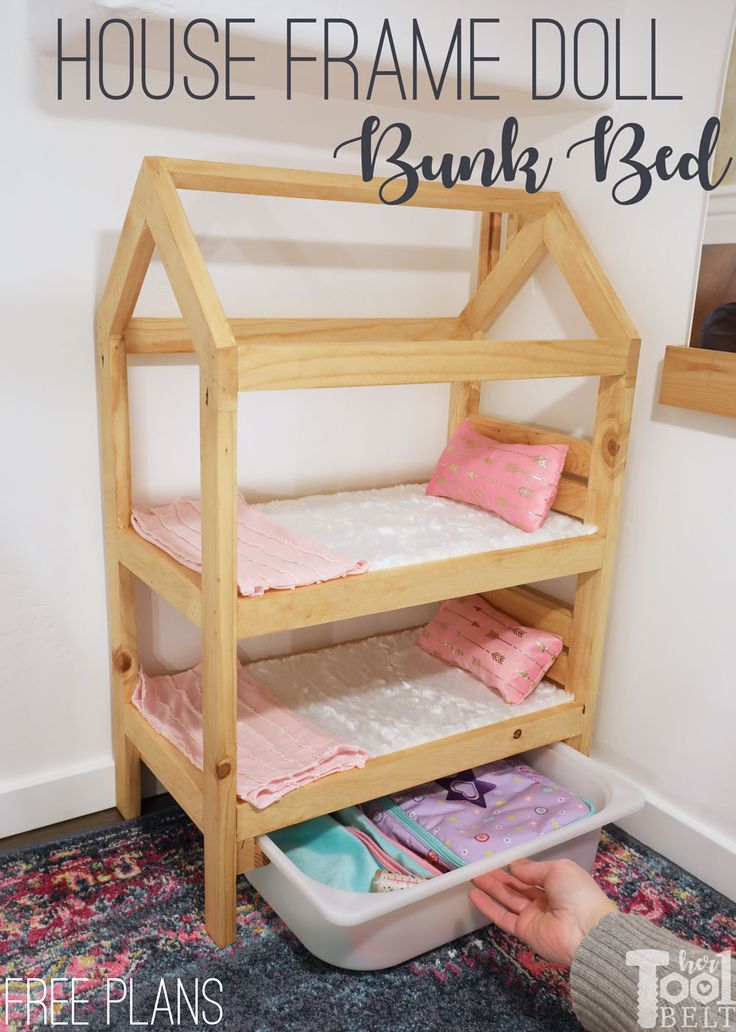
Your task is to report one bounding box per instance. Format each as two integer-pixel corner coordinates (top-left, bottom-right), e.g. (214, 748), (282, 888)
(426, 419), (568, 532)
(418, 594), (563, 704)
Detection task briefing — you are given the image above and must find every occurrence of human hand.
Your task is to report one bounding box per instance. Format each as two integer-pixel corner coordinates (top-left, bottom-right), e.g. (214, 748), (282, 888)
(470, 857), (617, 966)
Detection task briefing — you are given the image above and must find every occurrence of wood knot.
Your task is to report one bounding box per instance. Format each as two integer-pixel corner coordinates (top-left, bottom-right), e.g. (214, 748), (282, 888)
(513, 728), (522, 740)
(113, 648), (133, 674)
(216, 760), (232, 780)
(606, 436), (620, 459)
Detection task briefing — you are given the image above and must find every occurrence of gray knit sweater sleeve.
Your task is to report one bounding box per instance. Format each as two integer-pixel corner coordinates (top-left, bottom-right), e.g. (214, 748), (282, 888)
(570, 913), (736, 1032)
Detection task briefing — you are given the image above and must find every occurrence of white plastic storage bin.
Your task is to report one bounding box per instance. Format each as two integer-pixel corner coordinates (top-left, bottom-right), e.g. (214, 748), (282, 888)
(248, 744), (644, 970)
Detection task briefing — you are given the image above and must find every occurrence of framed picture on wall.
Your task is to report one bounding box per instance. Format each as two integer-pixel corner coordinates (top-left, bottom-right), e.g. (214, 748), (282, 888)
(659, 36), (736, 417)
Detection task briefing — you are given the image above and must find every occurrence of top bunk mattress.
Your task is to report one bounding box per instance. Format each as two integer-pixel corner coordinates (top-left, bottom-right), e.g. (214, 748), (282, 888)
(253, 483), (596, 571)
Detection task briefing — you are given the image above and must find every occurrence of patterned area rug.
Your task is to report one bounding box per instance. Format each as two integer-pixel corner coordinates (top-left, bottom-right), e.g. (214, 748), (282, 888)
(0, 810), (734, 1032)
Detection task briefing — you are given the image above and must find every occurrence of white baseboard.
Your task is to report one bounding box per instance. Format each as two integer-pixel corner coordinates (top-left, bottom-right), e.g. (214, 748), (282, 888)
(0, 760), (116, 840)
(0, 760), (171, 840)
(617, 791), (736, 903)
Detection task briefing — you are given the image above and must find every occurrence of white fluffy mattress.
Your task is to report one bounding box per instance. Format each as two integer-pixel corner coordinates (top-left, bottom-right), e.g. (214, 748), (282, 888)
(254, 483), (595, 570)
(247, 627), (571, 758)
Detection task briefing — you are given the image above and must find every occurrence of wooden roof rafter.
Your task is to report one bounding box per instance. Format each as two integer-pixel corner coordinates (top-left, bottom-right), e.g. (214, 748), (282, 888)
(98, 157), (637, 390)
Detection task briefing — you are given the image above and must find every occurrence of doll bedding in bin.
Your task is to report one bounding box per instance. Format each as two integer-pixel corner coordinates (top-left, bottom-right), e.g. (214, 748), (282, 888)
(270, 755), (595, 892)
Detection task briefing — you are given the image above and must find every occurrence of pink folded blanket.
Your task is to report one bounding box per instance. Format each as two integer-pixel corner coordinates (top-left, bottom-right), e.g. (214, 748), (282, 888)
(132, 663), (368, 809)
(131, 497), (367, 597)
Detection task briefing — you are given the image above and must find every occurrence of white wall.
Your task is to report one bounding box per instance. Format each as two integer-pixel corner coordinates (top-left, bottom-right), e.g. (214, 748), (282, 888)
(2, 0), (735, 897)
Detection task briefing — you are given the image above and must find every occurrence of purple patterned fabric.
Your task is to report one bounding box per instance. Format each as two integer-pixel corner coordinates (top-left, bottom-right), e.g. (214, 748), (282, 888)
(363, 758), (593, 866)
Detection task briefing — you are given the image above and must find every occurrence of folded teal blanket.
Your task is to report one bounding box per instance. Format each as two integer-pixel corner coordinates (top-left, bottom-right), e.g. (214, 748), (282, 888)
(270, 805), (434, 892)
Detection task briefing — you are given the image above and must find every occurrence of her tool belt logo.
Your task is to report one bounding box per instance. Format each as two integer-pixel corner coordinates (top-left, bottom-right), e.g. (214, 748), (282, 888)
(627, 949), (736, 1029)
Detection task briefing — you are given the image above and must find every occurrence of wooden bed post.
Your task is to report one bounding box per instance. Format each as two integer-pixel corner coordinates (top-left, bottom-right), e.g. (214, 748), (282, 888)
(447, 211), (502, 435)
(565, 344), (639, 754)
(544, 200), (641, 755)
(96, 170), (154, 820)
(200, 352), (240, 947)
(97, 334), (142, 820)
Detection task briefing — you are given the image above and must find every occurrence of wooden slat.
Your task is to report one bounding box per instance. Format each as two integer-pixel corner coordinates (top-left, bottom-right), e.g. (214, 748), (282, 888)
(544, 202), (638, 340)
(117, 527), (201, 627)
(505, 212), (526, 248)
(470, 414), (591, 478)
(448, 211), (503, 435)
(125, 317), (462, 354)
(546, 649), (568, 687)
(482, 584), (574, 642)
(237, 534), (605, 638)
(96, 169), (154, 343)
(237, 704), (584, 838)
(659, 345), (736, 418)
(117, 527), (603, 639)
(124, 704), (203, 829)
(165, 157), (559, 214)
(200, 352), (239, 948)
(143, 159), (237, 369)
(550, 475), (586, 520)
(236, 841), (268, 875)
(461, 217), (547, 334)
(237, 338), (630, 391)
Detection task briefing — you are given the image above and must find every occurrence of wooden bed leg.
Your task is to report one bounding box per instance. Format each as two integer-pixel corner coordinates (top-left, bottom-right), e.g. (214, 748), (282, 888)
(566, 342), (640, 754)
(111, 567), (141, 819)
(200, 353), (239, 948)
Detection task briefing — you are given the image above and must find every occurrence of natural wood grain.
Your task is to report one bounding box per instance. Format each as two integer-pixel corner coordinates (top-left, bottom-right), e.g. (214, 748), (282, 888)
(200, 352), (239, 947)
(545, 649), (568, 687)
(96, 169), (154, 343)
(236, 534), (605, 639)
(461, 217), (547, 334)
(505, 212), (526, 248)
(236, 840), (268, 874)
(143, 159), (237, 371)
(95, 167), (155, 823)
(237, 704), (584, 839)
(118, 523), (604, 638)
(448, 211), (503, 435)
(659, 345), (736, 418)
(470, 414), (591, 478)
(482, 584), (574, 642)
(126, 317), (462, 353)
(97, 334), (141, 821)
(544, 202), (637, 340)
(117, 527), (202, 627)
(165, 157), (559, 214)
(237, 338), (630, 391)
(549, 475), (587, 520)
(124, 704), (204, 829)
(566, 341), (640, 753)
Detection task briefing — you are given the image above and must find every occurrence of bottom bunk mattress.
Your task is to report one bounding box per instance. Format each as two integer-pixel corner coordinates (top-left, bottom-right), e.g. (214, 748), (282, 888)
(133, 628), (572, 807)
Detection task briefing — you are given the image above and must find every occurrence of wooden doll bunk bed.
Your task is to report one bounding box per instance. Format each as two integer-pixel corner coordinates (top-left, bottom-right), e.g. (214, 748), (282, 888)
(96, 157), (639, 947)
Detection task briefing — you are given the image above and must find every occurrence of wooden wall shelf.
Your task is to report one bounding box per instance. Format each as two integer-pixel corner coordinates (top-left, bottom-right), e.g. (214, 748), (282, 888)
(659, 346), (736, 419)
